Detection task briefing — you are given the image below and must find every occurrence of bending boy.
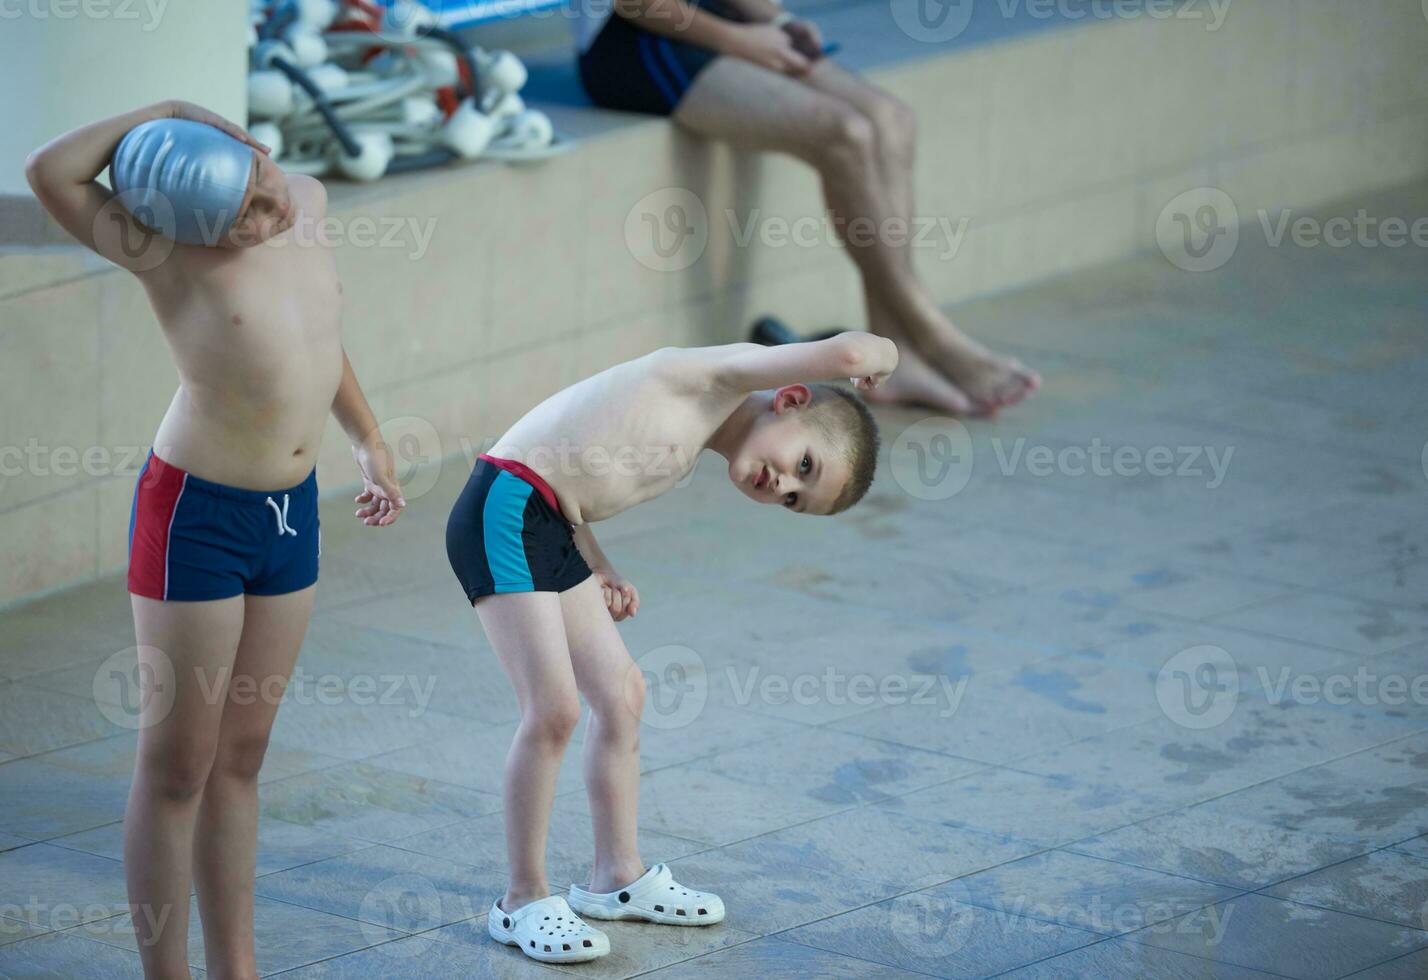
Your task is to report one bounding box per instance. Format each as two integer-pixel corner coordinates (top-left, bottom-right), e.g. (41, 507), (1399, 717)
(445, 333), (895, 963)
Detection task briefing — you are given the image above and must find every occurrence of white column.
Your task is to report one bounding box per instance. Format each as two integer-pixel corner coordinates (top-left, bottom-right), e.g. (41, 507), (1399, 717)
(0, 1), (247, 195)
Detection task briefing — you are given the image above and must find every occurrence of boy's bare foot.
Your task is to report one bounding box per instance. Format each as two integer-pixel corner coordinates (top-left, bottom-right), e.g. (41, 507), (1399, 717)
(863, 345), (975, 415)
(500, 886), (551, 913)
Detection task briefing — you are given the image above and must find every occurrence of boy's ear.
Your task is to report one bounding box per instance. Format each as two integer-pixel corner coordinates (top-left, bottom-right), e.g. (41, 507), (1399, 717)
(772, 384), (812, 413)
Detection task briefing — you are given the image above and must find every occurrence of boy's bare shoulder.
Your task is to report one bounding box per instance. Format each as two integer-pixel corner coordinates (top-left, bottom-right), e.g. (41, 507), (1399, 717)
(644, 344), (761, 395)
(292, 174), (327, 217)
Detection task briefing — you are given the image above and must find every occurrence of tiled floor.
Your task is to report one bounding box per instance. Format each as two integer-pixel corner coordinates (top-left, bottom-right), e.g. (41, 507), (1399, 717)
(2, 182), (1427, 978)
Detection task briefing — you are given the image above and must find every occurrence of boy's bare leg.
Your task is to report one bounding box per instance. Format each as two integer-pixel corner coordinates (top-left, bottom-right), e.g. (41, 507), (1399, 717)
(559, 577), (646, 892)
(193, 587), (314, 979)
(674, 57), (1038, 411)
(477, 592), (584, 910)
(126, 596), (245, 979)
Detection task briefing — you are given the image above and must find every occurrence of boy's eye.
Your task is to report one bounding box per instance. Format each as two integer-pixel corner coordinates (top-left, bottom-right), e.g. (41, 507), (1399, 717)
(800, 454), (812, 474)
(784, 492), (798, 508)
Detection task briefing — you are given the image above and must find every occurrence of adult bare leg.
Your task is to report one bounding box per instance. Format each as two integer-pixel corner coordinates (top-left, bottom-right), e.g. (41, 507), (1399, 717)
(674, 57), (1038, 411)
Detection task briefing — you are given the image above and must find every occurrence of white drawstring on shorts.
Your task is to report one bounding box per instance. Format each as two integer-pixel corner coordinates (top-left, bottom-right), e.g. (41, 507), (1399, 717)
(265, 494), (298, 536)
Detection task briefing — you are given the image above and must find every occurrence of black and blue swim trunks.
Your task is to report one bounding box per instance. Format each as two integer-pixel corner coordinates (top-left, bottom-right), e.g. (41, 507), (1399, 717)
(446, 455), (592, 604)
(578, 0), (741, 116)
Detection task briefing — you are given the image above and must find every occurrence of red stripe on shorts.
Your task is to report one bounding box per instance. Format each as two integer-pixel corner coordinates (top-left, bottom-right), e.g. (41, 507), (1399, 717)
(479, 454), (567, 520)
(127, 456), (189, 600)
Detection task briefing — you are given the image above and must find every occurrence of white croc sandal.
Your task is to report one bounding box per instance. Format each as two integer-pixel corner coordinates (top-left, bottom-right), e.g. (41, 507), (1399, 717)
(487, 895), (610, 963)
(568, 863), (725, 926)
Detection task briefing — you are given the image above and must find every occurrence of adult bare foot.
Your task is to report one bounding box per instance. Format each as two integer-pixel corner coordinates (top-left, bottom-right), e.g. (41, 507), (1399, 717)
(864, 344), (976, 415)
(933, 342), (1040, 413)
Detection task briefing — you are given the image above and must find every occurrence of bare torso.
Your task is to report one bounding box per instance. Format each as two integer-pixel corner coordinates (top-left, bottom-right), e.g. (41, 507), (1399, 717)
(492, 348), (744, 524)
(141, 175), (344, 490)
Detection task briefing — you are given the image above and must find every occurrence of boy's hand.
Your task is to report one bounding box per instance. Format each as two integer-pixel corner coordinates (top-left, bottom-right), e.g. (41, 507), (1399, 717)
(596, 568), (640, 621)
(352, 435), (406, 526)
(166, 100), (272, 155)
(852, 337), (899, 390)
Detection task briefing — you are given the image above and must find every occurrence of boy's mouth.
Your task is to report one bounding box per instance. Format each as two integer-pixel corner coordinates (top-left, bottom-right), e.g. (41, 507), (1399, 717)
(753, 465), (770, 491)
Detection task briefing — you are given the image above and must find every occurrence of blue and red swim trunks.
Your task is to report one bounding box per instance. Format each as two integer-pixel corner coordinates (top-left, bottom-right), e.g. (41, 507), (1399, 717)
(128, 452), (320, 601)
(445, 454), (592, 604)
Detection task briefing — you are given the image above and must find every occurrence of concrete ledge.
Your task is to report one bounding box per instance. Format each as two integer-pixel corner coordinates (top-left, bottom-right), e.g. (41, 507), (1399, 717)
(3, 0), (1428, 605)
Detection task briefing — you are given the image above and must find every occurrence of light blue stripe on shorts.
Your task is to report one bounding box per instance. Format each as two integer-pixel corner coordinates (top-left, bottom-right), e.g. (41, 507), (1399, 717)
(482, 470), (535, 592)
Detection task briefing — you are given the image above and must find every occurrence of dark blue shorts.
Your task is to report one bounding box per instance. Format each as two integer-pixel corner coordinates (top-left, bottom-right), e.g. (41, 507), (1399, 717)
(128, 453), (320, 601)
(446, 455), (592, 604)
(578, 0), (739, 116)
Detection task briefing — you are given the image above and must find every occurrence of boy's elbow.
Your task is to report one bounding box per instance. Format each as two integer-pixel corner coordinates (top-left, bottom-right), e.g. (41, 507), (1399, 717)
(835, 334), (868, 374)
(23, 148), (67, 202)
(23, 150), (48, 193)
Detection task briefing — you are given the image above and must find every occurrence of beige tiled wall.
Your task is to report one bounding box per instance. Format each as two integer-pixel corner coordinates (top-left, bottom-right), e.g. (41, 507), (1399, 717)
(3, 0), (1427, 605)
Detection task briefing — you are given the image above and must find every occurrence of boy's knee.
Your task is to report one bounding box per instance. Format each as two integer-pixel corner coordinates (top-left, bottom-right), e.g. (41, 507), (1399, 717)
(584, 655), (645, 726)
(214, 730), (272, 782)
(138, 744), (216, 802)
(624, 667), (647, 718)
(524, 696), (582, 746)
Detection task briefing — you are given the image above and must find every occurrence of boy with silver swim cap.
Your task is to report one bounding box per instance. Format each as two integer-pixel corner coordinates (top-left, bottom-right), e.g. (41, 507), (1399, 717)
(109, 117), (256, 245)
(26, 100), (405, 977)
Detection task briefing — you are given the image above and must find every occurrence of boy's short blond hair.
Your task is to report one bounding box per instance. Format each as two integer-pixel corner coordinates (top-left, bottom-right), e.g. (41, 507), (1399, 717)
(808, 384), (880, 514)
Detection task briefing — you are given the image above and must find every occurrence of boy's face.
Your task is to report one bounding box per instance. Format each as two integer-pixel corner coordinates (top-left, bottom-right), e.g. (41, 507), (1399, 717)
(728, 385), (851, 515)
(223, 151), (294, 247)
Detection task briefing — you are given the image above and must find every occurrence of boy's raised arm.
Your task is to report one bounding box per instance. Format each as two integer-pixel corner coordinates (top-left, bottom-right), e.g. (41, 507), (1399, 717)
(710, 333), (899, 393)
(25, 100), (265, 272)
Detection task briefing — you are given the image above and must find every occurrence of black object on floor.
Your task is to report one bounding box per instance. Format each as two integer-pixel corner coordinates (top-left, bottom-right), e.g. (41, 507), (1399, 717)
(750, 317), (847, 346)
(749, 316), (801, 346)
